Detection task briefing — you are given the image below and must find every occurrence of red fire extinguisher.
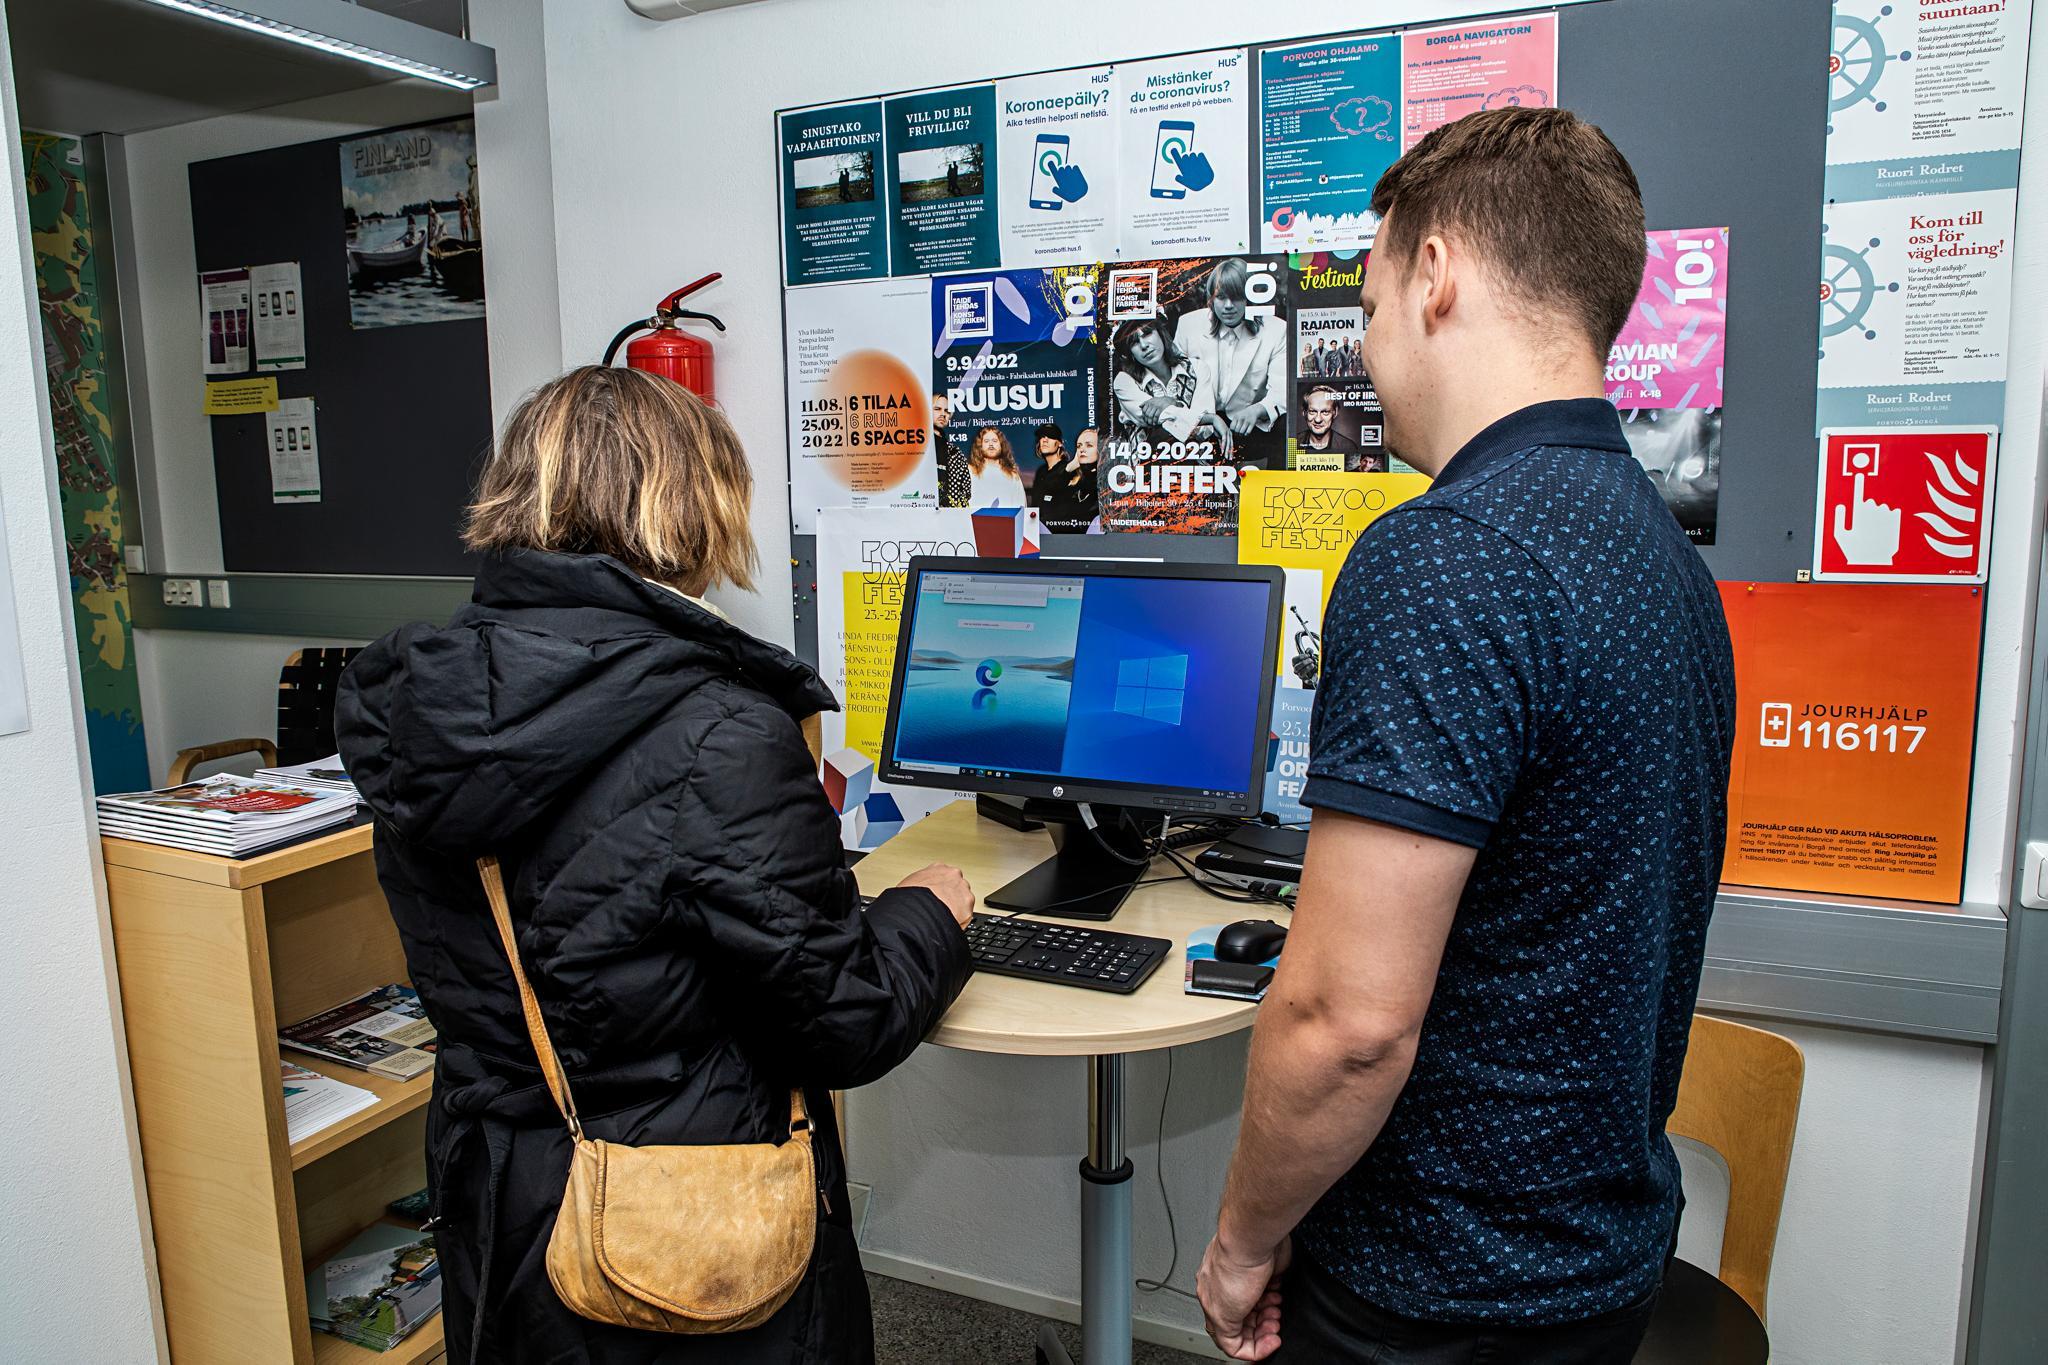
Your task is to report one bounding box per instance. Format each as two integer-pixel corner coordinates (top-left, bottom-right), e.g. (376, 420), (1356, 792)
(603, 273), (726, 400)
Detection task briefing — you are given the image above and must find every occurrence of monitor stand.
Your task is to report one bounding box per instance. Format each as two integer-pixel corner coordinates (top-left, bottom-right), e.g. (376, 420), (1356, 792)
(983, 805), (1151, 922)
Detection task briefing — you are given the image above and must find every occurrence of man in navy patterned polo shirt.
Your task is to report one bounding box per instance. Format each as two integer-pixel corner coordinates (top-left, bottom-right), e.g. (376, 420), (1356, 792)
(1197, 109), (1735, 1363)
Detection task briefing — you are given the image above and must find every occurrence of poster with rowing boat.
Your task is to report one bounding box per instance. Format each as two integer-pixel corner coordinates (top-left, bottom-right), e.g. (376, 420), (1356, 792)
(339, 117), (485, 330)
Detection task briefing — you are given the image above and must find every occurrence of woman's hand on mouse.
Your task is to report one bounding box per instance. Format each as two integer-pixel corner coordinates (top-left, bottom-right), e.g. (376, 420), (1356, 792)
(896, 864), (975, 929)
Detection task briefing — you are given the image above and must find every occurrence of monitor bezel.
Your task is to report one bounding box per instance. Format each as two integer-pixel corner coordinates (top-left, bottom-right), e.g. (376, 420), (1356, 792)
(875, 556), (1286, 818)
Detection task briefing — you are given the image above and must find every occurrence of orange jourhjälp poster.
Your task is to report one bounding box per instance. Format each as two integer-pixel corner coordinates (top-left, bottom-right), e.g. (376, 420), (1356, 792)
(1719, 582), (1983, 904)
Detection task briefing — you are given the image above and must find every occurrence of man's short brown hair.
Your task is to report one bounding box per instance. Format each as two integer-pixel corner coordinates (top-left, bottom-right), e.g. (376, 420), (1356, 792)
(465, 365), (756, 595)
(1370, 107), (1646, 354)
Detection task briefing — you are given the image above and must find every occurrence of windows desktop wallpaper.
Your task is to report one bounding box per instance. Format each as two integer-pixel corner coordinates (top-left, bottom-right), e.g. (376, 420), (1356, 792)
(893, 573), (1271, 793)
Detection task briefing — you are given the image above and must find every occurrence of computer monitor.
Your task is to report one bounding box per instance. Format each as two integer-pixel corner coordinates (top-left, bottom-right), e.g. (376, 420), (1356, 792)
(879, 556), (1284, 920)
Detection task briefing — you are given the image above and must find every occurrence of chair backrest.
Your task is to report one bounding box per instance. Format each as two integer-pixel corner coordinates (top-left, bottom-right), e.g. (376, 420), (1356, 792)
(1667, 1014), (1804, 1324)
(277, 648), (363, 766)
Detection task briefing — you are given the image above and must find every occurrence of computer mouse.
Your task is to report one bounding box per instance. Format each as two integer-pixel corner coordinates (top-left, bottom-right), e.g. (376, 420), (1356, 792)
(1215, 918), (1288, 965)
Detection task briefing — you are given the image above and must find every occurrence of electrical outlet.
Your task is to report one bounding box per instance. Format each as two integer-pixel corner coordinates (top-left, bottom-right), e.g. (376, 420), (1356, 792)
(161, 578), (201, 607)
(206, 579), (231, 609)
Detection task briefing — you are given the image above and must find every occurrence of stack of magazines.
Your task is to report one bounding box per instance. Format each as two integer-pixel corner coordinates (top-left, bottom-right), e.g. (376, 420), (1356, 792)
(306, 1224), (442, 1352)
(96, 775), (358, 856)
(255, 753), (359, 802)
(280, 984), (438, 1082)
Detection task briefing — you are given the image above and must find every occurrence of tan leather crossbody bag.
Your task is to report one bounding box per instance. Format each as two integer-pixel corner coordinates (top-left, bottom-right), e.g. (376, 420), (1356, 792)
(475, 856), (817, 1334)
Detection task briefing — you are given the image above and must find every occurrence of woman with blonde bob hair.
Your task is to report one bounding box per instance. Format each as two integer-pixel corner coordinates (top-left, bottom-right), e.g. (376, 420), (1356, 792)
(337, 366), (974, 1364)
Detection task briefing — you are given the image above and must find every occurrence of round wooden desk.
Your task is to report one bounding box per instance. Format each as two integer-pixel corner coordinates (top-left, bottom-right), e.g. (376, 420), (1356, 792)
(857, 802), (1283, 1365)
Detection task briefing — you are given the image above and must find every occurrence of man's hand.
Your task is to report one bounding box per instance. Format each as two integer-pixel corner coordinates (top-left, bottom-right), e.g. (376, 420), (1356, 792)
(1226, 403), (1259, 436)
(1198, 1234), (1289, 1361)
(894, 863), (974, 929)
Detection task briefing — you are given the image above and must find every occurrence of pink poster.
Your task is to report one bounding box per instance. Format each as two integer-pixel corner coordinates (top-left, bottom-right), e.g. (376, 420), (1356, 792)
(1607, 228), (1730, 410)
(1401, 14), (1557, 151)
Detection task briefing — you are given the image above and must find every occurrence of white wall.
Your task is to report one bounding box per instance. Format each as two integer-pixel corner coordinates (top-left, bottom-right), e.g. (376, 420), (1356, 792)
(113, 83), (468, 779)
(0, 8), (165, 1358)
(497, 1), (2025, 1360)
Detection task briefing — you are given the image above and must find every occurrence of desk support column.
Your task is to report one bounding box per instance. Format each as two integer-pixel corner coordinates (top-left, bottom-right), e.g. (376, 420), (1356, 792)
(1082, 1052), (1133, 1365)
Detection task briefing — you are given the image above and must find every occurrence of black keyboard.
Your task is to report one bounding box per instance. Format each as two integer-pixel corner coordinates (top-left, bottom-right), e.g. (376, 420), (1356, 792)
(963, 913), (1173, 994)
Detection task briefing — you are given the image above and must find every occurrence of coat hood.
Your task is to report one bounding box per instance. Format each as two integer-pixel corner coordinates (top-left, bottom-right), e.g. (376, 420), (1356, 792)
(336, 549), (836, 853)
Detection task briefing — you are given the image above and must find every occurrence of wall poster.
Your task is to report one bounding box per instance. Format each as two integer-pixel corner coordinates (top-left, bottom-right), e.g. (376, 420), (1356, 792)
(1819, 1), (2031, 430)
(1284, 250), (1388, 471)
(200, 267), (250, 374)
(996, 66), (1118, 268)
(1825, 0), (2031, 201)
(780, 101), (888, 285)
(815, 507), (1039, 849)
(266, 396), (322, 504)
(886, 86), (1000, 277)
(24, 130), (147, 783)
(1610, 227), (1729, 545)
(785, 278), (937, 534)
(1096, 255), (1289, 534)
(339, 117), (484, 330)
(1114, 49), (1253, 258)
(1818, 189), (2016, 429)
(1257, 35), (1401, 253)
(250, 261), (306, 371)
(930, 265), (1100, 532)
(1720, 581), (1982, 904)
(1401, 13), (1558, 149)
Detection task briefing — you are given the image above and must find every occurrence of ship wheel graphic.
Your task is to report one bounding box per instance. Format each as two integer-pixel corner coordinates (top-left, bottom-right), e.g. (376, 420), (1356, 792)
(1829, 7), (1909, 129)
(1819, 234), (1898, 352)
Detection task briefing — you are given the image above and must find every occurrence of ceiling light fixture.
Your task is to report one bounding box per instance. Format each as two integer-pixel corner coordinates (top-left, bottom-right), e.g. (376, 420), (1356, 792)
(137, 0), (497, 91)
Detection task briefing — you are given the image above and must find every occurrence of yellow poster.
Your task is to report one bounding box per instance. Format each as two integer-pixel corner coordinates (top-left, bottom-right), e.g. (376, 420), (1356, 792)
(815, 507), (1039, 849)
(203, 377), (279, 414)
(1236, 469), (1430, 602)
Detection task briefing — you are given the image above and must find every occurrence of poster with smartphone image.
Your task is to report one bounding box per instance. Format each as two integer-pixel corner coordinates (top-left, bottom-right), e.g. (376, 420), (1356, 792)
(997, 66), (1117, 267)
(250, 261), (306, 371)
(1115, 50), (1252, 258)
(266, 396), (320, 504)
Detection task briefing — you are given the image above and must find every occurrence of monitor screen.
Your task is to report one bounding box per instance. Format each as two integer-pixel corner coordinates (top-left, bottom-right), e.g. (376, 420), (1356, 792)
(880, 559), (1281, 812)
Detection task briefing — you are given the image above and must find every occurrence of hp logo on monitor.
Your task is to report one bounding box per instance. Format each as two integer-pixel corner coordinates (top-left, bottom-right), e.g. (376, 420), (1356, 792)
(1052, 786), (1064, 798)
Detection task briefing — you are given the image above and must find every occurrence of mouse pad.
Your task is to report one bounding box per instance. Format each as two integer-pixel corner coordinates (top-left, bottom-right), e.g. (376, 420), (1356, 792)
(1184, 924), (1282, 998)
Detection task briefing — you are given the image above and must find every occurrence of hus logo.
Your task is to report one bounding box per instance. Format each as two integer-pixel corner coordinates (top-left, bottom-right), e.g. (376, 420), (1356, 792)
(1760, 702), (1792, 747)
(975, 658), (1004, 687)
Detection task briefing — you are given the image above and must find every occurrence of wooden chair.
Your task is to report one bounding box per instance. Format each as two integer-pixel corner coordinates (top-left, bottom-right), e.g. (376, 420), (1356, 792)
(167, 647), (362, 783)
(1638, 1014), (1804, 1363)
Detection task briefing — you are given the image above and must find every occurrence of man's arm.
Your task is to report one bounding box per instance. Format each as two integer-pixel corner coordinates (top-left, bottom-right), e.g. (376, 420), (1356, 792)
(1196, 810), (1472, 1360)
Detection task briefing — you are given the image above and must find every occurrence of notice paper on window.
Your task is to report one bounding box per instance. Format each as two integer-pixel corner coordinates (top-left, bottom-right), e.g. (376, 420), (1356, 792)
(251, 262), (306, 371)
(266, 397), (321, 503)
(200, 267), (251, 374)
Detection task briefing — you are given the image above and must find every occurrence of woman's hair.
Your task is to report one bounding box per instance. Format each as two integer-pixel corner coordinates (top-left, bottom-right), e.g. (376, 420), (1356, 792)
(1112, 318), (1183, 381)
(1203, 258), (1265, 337)
(464, 365), (756, 594)
(968, 425), (1017, 475)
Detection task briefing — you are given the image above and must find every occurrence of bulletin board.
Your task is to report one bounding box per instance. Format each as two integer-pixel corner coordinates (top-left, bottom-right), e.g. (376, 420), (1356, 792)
(780, 0), (1832, 660)
(780, 0), (2025, 906)
(189, 119), (492, 576)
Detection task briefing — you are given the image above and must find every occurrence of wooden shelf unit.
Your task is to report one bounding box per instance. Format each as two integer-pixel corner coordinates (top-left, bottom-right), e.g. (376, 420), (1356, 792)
(104, 825), (446, 1364)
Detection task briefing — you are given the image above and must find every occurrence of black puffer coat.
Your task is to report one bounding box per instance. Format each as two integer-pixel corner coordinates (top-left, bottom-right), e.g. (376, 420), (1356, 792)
(335, 548), (971, 1364)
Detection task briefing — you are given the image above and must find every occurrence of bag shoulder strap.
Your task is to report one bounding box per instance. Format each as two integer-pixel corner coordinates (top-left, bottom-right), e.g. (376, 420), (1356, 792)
(475, 857), (811, 1143)
(476, 855), (583, 1139)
